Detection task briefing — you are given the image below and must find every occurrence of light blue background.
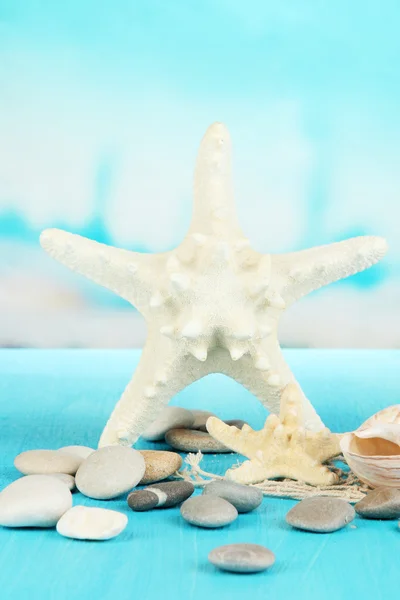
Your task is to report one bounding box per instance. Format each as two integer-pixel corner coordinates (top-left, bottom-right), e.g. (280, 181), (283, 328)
(0, 1), (399, 347)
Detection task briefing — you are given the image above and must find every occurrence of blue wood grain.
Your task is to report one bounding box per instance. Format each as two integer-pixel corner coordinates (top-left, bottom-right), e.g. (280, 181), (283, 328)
(0, 349), (399, 600)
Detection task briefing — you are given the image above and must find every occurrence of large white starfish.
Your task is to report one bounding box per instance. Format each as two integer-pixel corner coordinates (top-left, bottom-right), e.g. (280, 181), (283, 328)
(40, 123), (388, 447)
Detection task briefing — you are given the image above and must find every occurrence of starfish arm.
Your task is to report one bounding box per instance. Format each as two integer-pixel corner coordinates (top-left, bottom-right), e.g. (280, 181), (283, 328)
(188, 122), (244, 239)
(206, 418), (264, 459)
(272, 235), (388, 305)
(98, 333), (198, 447)
(226, 339), (325, 431)
(40, 228), (155, 310)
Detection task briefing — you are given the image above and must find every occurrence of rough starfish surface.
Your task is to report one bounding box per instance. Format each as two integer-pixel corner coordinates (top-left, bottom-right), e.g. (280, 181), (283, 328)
(206, 383), (341, 485)
(40, 123), (388, 447)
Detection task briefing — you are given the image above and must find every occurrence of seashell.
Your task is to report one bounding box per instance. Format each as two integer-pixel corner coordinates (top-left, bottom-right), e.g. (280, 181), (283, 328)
(340, 405), (400, 488)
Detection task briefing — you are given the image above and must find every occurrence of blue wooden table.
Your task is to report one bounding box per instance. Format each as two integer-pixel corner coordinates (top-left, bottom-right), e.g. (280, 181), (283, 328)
(0, 349), (399, 600)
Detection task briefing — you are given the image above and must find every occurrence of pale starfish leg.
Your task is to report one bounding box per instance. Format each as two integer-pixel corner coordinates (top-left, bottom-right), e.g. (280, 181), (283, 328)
(40, 229), (156, 311)
(98, 333), (197, 447)
(273, 236), (388, 305)
(188, 122), (244, 239)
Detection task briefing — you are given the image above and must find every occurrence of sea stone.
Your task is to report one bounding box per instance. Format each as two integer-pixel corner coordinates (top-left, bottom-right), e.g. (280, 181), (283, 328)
(58, 445), (95, 460)
(148, 481), (195, 508)
(75, 446), (146, 500)
(139, 450), (182, 484)
(127, 490), (160, 512)
(47, 473), (76, 491)
(286, 496), (355, 533)
(57, 506), (128, 540)
(191, 410), (215, 430)
(0, 475), (72, 527)
(14, 450), (82, 476)
(208, 543), (275, 573)
(355, 487), (400, 519)
(202, 480), (263, 513)
(180, 495), (238, 528)
(142, 407), (195, 441)
(199, 419), (247, 433)
(165, 429), (229, 453)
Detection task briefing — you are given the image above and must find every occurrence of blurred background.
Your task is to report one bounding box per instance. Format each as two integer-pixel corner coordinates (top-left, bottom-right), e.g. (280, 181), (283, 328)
(0, 1), (399, 348)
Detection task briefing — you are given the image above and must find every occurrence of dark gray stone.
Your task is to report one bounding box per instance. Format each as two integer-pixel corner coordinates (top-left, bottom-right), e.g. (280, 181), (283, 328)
(180, 495), (238, 528)
(202, 480), (263, 513)
(208, 543), (275, 573)
(355, 487), (400, 519)
(127, 490), (159, 512)
(148, 481), (194, 508)
(286, 496), (355, 533)
(165, 429), (229, 453)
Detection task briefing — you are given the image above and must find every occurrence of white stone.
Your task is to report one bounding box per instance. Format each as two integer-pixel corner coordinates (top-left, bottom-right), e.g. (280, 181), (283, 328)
(14, 450), (82, 475)
(40, 123), (388, 447)
(75, 446), (146, 500)
(58, 445), (95, 460)
(0, 475), (72, 527)
(56, 506), (128, 540)
(141, 407), (195, 441)
(47, 473), (75, 491)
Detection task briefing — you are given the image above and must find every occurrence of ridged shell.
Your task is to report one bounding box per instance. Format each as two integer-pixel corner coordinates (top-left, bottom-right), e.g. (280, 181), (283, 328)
(340, 405), (400, 488)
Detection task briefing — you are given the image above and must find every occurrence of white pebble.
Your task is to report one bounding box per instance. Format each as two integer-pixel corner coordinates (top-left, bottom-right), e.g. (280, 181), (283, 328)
(0, 475), (72, 528)
(58, 445), (95, 460)
(75, 446), (146, 500)
(14, 450), (82, 476)
(46, 473), (75, 491)
(56, 506), (128, 540)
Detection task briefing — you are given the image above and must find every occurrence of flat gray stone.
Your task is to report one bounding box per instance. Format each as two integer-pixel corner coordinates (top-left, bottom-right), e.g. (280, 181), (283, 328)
(57, 506), (128, 540)
(0, 475), (72, 527)
(165, 429), (229, 453)
(148, 481), (195, 508)
(142, 407), (195, 441)
(191, 410), (215, 430)
(209, 543), (275, 573)
(47, 473), (76, 491)
(180, 495), (238, 528)
(127, 490), (159, 512)
(199, 419), (248, 433)
(75, 446), (145, 500)
(14, 450), (82, 476)
(202, 480), (263, 513)
(286, 496), (355, 533)
(355, 487), (400, 519)
(58, 445), (95, 460)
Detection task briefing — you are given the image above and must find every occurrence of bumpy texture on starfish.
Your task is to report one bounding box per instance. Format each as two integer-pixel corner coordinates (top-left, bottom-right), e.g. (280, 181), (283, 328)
(206, 383), (341, 485)
(40, 123), (388, 447)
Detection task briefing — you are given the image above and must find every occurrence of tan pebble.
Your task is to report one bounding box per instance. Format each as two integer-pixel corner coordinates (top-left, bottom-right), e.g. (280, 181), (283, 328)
(139, 451), (182, 485)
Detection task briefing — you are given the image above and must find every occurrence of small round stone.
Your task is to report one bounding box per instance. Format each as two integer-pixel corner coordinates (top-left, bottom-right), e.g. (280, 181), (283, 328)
(165, 429), (229, 453)
(139, 450), (182, 484)
(148, 481), (195, 508)
(127, 490), (160, 512)
(180, 495), (238, 528)
(142, 407), (195, 441)
(286, 496), (355, 533)
(58, 445), (95, 460)
(14, 450), (82, 476)
(202, 480), (263, 513)
(355, 487), (400, 519)
(0, 475), (72, 527)
(47, 473), (76, 491)
(199, 419), (247, 433)
(75, 446), (146, 500)
(191, 410), (215, 430)
(208, 543), (275, 573)
(56, 506), (128, 540)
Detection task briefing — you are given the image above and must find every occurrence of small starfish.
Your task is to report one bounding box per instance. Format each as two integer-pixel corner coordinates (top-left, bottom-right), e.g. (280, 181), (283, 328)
(40, 123), (388, 447)
(206, 383), (341, 486)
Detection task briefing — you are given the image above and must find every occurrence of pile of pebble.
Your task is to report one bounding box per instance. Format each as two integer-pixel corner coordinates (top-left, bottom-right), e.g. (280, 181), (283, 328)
(1, 405), (400, 574)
